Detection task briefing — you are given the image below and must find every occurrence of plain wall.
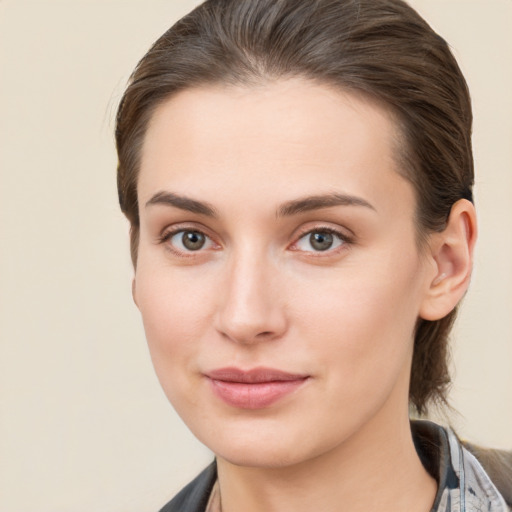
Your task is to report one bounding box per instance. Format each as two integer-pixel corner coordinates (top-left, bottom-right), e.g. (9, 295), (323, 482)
(0, 1), (510, 511)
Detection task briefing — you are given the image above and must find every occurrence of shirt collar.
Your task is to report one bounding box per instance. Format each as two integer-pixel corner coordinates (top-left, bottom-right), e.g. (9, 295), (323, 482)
(412, 420), (508, 512)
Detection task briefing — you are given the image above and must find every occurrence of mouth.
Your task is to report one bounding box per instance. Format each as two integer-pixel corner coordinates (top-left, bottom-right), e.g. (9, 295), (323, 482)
(204, 367), (310, 409)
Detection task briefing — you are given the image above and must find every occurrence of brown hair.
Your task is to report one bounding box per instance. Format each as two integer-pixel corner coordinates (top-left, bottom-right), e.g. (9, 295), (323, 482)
(115, 0), (474, 415)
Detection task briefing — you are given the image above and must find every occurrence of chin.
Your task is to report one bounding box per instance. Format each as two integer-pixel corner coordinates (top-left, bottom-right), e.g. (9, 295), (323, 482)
(190, 414), (352, 470)
(216, 441), (314, 469)
(183, 415), (305, 468)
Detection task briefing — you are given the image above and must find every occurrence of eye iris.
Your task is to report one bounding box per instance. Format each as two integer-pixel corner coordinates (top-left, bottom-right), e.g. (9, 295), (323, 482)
(310, 232), (333, 251)
(182, 231), (205, 251)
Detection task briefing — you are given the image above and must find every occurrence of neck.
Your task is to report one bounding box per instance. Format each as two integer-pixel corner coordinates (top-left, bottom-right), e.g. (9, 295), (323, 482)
(216, 407), (437, 512)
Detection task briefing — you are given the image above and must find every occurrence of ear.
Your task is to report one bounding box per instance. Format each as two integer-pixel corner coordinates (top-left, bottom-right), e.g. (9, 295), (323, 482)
(132, 278), (139, 309)
(419, 199), (477, 321)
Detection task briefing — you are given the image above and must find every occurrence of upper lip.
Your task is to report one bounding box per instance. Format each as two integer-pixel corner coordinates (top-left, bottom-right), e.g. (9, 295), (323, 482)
(205, 367), (309, 383)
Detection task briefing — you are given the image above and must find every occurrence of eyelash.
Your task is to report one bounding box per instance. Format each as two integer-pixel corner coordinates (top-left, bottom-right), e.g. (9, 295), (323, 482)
(291, 226), (353, 255)
(157, 225), (353, 257)
(157, 226), (219, 257)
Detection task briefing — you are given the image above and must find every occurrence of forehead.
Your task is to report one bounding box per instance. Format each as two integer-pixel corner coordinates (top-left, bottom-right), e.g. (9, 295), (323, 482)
(138, 79), (412, 216)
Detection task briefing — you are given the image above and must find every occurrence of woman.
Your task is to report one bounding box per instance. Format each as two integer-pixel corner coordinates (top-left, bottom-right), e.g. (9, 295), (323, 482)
(115, 0), (511, 510)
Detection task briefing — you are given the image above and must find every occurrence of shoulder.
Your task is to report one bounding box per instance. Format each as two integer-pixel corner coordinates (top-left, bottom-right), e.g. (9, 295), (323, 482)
(158, 461), (217, 512)
(412, 420), (512, 512)
(463, 441), (512, 510)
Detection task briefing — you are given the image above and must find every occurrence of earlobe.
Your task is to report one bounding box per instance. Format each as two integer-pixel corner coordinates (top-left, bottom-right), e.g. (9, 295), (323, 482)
(420, 199), (477, 321)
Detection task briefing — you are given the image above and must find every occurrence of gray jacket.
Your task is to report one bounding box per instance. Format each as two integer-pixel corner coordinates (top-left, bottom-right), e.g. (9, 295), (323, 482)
(160, 420), (511, 512)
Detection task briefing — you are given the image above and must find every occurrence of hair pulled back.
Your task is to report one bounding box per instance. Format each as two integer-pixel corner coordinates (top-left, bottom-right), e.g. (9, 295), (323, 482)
(116, 0), (474, 415)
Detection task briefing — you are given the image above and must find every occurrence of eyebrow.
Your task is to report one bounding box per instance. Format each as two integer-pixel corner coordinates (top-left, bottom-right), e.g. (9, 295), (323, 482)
(277, 193), (376, 217)
(145, 191), (217, 217)
(145, 191), (375, 218)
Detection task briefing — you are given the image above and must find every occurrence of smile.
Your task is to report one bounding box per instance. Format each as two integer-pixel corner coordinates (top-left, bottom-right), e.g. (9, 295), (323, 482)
(205, 367), (310, 409)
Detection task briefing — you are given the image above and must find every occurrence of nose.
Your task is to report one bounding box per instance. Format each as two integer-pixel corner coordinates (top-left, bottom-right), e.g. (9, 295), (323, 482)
(214, 249), (288, 345)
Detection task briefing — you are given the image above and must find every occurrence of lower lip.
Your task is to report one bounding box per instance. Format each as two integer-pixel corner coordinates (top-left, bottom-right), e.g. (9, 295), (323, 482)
(208, 378), (308, 409)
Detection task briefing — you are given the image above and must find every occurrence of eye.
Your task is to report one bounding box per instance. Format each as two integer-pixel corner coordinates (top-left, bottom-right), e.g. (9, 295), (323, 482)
(294, 229), (346, 253)
(165, 229), (216, 253)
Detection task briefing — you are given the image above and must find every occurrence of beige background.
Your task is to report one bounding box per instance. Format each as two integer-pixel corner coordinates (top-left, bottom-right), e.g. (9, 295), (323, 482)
(0, 1), (511, 511)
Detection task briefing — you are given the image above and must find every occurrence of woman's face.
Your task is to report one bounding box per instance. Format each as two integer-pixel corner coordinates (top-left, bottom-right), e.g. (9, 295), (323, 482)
(134, 80), (436, 468)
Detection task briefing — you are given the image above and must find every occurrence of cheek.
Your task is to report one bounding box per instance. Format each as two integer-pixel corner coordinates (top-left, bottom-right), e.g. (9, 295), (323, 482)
(136, 245), (218, 331)
(133, 259), (219, 397)
(289, 251), (424, 394)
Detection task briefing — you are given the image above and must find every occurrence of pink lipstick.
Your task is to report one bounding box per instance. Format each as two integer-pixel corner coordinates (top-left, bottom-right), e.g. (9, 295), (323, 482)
(205, 367), (309, 409)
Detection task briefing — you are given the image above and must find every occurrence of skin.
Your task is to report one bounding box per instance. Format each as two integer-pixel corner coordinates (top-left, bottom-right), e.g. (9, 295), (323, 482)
(133, 79), (476, 512)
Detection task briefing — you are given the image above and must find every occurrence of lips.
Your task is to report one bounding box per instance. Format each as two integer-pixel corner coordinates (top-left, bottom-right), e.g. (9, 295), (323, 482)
(205, 367), (309, 409)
